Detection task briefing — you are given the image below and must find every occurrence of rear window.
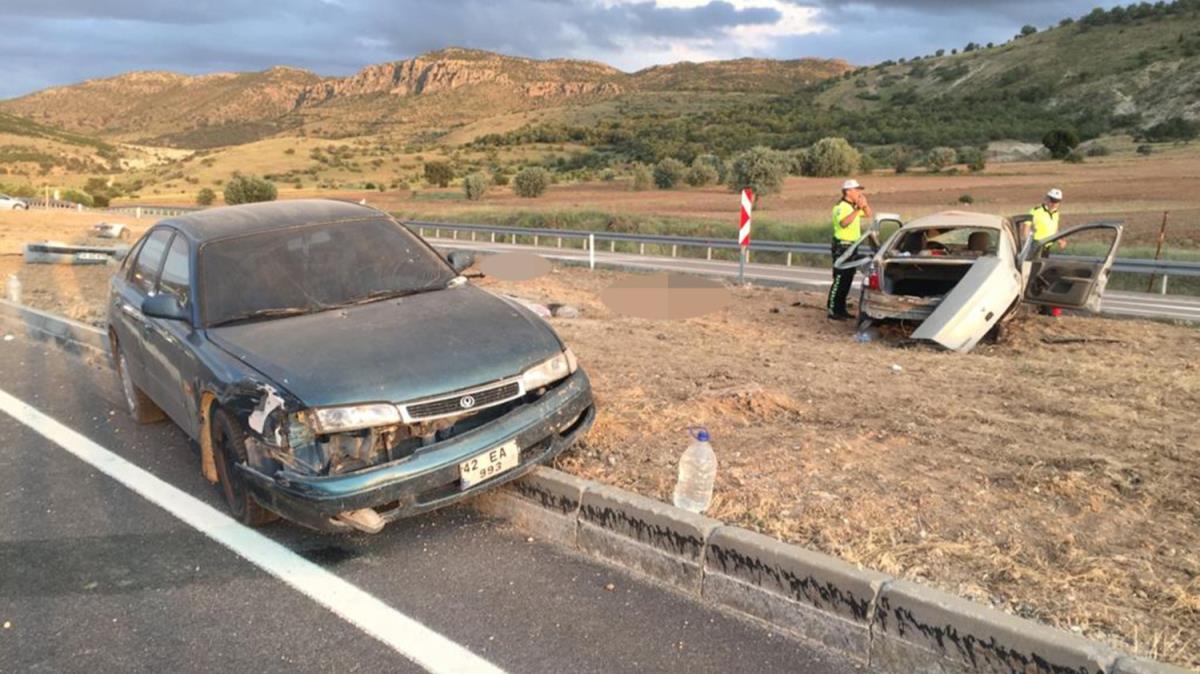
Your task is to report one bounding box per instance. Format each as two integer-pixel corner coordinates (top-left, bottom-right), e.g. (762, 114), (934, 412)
(199, 217), (454, 326)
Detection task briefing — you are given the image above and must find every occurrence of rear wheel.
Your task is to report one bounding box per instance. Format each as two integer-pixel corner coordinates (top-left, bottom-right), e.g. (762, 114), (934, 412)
(114, 346), (164, 423)
(211, 407), (278, 526)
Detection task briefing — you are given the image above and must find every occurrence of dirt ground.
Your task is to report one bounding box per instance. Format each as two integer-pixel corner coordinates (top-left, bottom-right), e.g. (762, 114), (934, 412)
(2, 210), (1197, 668)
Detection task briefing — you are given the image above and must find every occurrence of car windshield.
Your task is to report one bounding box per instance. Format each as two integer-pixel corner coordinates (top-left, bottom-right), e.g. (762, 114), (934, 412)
(888, 226), (998, 258)
(200, 217), (455, 326)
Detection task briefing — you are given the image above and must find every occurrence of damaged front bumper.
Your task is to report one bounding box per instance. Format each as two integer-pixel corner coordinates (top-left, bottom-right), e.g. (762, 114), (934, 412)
(236, 369), (595, 532)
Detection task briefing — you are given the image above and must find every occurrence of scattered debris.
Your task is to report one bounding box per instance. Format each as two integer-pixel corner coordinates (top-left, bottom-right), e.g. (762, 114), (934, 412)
(2, 334), (13, 342)
(890, 364), (904, 373)
(550, 303), (580, 319)
(91, 222), (131, 240)
(504, 295), (552, 318)
(23, 241), (129, 265)
(1041, 336), (1126, 345)
(604, 583), (615, 592)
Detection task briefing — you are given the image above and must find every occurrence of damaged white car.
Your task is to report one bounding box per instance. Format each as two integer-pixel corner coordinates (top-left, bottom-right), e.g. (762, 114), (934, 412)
(835, 211), (1123, 352)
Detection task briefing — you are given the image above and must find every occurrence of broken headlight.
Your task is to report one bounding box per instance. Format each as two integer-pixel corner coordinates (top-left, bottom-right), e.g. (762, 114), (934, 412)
(521, 348), (578, 391)
(310, 403), (402, 434)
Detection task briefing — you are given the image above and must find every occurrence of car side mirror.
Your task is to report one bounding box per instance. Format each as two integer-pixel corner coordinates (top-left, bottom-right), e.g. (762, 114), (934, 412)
(142, 294), (188, 321)
(447, 250), (475, 273)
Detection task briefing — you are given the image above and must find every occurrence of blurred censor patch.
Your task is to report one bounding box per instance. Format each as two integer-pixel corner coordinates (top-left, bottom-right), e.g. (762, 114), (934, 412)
(600, 272), (732, 320)
(478, 252), (553, 281)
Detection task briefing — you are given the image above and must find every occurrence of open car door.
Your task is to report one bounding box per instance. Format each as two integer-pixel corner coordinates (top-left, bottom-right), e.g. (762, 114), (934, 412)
(1022, 222), (1123, 312)
(831, 213), (903, 271)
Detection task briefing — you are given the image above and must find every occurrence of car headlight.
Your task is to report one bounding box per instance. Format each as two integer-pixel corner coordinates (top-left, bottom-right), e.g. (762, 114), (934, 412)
(310, 403), (401, 434)
(521, 348), (577, 391)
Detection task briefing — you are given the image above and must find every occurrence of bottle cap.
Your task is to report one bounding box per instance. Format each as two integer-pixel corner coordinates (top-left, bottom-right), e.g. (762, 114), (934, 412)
(690, 427), (710, 442)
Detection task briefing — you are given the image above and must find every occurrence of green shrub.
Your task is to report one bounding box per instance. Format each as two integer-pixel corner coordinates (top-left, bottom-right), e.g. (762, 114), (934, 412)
(196, 187), (216, 206)
(1064, 149), (1086, 164)
(858, 153), (877, 174)
(1136, 144), (1154, 155)
(693, 154), (725, 182)
(630, 164), (653, 191)
(512, 167), (549, 198)
(1042, 128), (1080, 159)
(423, 160), (454, 187)
(91, 194), (110, 208)
(925, 146), (957, 172)
(957, 146), (986, 172)
(61, 189), (93, 207)
(685, 158), (719, 187)
(892, 147), (912, 174)
(601, 168), (616, 182)
(223, 173), (277, 205)
(463, 172), (489, 201)
(491, 169), (510, 186)
(726, 146), (790, 199)
(1085, 144), (1111, 157)
(803, 137), (860, 177)
(958, 194), (974, 204)
(652, 158), (686, 189)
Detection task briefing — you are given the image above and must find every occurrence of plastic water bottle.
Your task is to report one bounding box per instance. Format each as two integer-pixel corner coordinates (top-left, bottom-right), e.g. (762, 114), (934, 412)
(673, 428), (717, 513)
(5, 274), (20, 304)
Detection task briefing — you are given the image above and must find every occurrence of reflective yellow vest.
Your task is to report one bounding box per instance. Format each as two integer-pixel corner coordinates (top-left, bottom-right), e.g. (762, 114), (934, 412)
(1030, 204), (1060, 242)
(832, 200), (862, 242)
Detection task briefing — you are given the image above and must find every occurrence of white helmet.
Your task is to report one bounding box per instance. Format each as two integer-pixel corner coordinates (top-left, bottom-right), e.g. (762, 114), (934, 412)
(842, 179), (864, 191)
(1046, 188), (1063, 201)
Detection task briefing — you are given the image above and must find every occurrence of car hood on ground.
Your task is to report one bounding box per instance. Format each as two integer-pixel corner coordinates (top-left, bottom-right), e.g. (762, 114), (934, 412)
(207, 285), (564, 408)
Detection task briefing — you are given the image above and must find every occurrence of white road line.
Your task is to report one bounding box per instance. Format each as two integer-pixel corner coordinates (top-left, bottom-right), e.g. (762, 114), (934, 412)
(0, 387), (505, 674)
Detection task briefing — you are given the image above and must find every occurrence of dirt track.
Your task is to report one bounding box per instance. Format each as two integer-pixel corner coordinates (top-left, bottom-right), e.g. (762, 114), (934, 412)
(2, 209), (1197, 668)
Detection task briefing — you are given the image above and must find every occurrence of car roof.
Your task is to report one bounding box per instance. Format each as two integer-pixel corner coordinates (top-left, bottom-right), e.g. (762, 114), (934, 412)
(156, 199), (383, 243)
(903, 210), (1008, 230)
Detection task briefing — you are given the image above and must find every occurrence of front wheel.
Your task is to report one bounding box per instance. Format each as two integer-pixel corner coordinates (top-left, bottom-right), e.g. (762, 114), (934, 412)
(211, 407), (278, 526)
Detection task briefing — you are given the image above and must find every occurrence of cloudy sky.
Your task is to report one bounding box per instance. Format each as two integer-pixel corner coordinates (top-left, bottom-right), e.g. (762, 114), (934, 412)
(2, 0), (1123, 98)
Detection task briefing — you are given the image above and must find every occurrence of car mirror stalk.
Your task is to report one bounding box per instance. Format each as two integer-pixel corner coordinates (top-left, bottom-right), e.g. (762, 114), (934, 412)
(142, 294), (188, 321)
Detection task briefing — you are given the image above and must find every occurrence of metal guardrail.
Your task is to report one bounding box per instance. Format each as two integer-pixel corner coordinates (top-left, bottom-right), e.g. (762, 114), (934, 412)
(106, 205), (199, 218)
(406, 220), (1200, 286)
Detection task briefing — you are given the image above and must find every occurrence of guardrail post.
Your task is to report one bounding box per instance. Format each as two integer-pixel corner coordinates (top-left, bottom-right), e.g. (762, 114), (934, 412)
(511, 233), (516, 245)
(639, 243), (645, 256)
(786, 252), (793, 267)
(135, 207), (142, 219)
(77, 204), (83, 212)
(490, 232), (496, 243)
(471, 231), (476, 241)
(452, 230), (458, 240)
(419, 227), (425, 237)
(534, 235), (539, 246)
(1161, 275), (1169, 295)
(671, 244), (677, 258)
(589, 234), (595, 270)
(609, 241), (615, 253)
(557, 237), (562, 248)
(435, 229), (441, 238)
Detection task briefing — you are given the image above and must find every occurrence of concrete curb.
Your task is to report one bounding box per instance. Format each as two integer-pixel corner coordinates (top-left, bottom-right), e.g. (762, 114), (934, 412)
(476, 467), (1193, 674)
(0, 298), (110, 360)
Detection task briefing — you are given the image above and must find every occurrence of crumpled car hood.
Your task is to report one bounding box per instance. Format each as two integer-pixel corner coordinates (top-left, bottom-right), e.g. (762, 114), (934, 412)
(207, 285), (563, 408)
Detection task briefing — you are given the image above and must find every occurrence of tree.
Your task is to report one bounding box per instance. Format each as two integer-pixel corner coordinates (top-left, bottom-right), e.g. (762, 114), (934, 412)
(892, 147), (912, 174)
(925, 147), (957, 172)
(463, 172), (489, 201)
(423, 161), (454, 187)
(957, 146), (986, 172)
(196, 187), (216, 206)
(803, 137), (860, 177)
(630, 164), (653, 191)
(726, 146), (789, 199)
(1019, 24), (1038, 37)
(685, 158), (719, 187)
(1042, 128), (1080, 159)
(512, 167), (549, 198)
(223, 174), (277, 205)
(652, 158), (686, 189)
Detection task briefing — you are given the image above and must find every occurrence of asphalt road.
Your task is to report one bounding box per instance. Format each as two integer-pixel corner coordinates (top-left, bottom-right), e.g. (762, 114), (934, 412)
(0, 332), (864, 673)
(427, 238), (1200, 324)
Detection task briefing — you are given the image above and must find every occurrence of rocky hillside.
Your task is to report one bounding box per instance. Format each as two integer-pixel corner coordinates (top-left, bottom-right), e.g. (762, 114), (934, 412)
(0, 48), (849, 148)
(814, 2), (1200, 130)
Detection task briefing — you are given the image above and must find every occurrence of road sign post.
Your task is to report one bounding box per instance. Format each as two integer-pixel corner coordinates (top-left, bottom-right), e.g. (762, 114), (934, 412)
(738, 188), (753, 284)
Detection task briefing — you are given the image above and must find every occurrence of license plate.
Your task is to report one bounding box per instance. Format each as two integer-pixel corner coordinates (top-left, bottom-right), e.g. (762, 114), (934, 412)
(459, 440), (520, 489)
(76, 252), (108, 261)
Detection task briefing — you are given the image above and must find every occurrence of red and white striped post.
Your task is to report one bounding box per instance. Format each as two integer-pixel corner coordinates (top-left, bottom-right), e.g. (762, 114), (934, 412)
(738, 188), (753, 284)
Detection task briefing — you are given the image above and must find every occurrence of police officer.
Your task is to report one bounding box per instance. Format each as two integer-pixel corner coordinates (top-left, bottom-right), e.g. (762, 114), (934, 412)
(827, 179), (871, 320)
(1028, 188), (1066, 250)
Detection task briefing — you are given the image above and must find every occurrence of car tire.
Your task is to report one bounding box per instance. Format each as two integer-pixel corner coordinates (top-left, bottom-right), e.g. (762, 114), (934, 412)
(115, 347), (165, 423)
(212, 407), (279, 527)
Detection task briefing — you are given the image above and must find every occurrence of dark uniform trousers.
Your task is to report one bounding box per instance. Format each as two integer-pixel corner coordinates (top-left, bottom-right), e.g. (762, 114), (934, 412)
(827, 239), (855, 317)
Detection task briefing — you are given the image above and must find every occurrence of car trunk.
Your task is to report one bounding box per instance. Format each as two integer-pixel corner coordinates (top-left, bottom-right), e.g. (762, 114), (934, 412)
(882, 259), (978, 297)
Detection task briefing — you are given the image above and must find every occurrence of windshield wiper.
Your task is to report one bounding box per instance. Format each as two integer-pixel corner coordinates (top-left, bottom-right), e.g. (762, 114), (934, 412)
(335, 286), (443, 308)
(210, 307), (314, 327)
